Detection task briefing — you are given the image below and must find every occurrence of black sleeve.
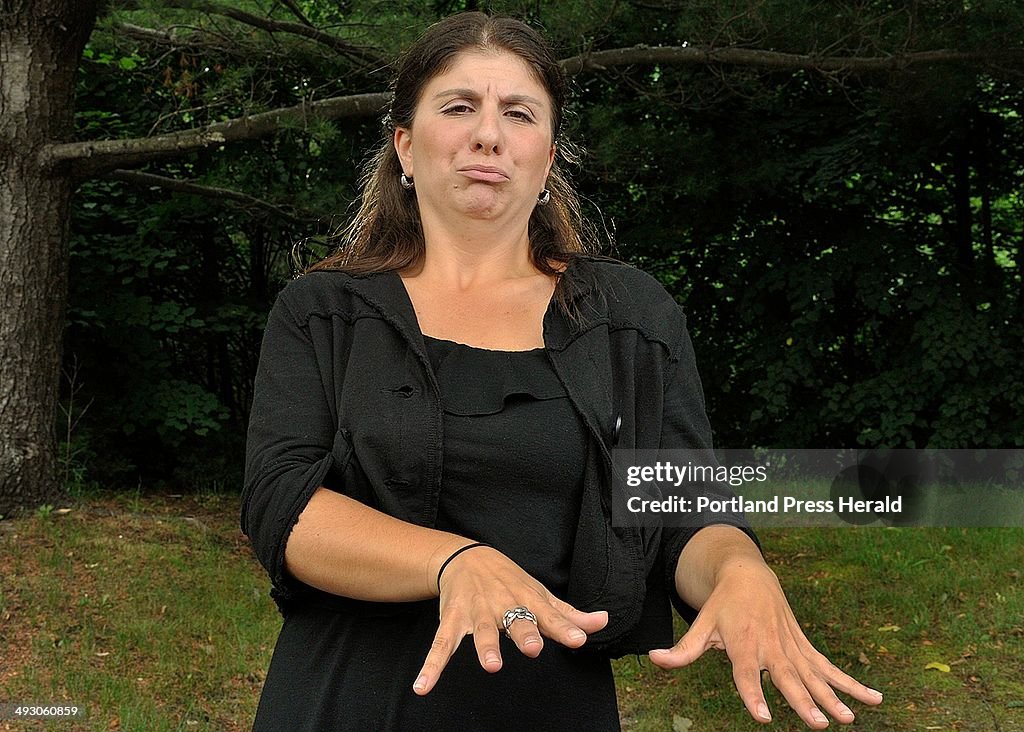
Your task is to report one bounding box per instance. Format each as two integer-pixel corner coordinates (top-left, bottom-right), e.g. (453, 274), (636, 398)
(240, 288), (342, 610)
(658, 306), (762, 624)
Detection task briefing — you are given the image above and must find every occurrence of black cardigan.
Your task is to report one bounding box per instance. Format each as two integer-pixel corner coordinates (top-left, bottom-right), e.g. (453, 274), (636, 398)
(241, 256), (758, 657)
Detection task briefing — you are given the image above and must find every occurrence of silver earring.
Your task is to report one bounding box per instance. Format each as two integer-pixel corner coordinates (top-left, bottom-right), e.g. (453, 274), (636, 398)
(400, 174), (414, 190)
(537, 189), (551, 206)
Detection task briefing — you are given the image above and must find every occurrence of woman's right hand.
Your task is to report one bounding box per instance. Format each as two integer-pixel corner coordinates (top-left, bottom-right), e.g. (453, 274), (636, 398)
(411, 544), (609, 695)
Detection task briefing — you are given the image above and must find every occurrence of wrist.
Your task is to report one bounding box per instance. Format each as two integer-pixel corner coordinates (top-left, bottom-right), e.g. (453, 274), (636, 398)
(435, 542), (492, 593)
(714, 556), (777, 587)
(674, 525), (768, 607)
(425, 535), (478, 596)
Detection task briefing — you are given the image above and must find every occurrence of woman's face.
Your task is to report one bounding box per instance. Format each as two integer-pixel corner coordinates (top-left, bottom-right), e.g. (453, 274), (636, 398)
(394, 50), (556, 229)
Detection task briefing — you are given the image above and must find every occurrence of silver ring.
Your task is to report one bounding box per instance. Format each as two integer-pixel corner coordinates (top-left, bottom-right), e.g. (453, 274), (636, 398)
(502, 606), (538, 637)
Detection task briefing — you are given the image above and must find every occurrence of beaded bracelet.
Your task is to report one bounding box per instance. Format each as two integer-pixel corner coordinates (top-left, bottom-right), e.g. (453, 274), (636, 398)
(436, 542), (491, 593)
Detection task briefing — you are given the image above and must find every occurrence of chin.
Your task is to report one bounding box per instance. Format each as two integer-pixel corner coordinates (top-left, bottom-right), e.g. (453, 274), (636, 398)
(454, 193), (506, 219)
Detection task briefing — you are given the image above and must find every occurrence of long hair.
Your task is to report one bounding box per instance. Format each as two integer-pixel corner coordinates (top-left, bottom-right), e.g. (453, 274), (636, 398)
(304, 12), (600, 289)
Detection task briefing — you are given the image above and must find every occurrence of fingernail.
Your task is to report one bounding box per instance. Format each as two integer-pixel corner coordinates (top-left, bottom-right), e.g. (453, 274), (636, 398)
(524, 635), (541, 647)
(757, 703), (771, 721)
(649, 648), (670, 655)
(837, 703), (854, 718)
(811, 708), (828, 724)
(413, 675), (427, 692)
(568, 629), (586, 641)
(485, 651), (500, 665)
(869, 688), (884, 700)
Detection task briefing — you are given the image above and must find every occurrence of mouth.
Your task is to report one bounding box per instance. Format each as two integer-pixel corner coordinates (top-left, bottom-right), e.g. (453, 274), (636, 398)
(458, 166), (510, 183)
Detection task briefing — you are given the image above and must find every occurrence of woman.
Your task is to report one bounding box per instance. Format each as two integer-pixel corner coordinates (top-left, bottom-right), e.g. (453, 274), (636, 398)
(241, 12), (883, 730)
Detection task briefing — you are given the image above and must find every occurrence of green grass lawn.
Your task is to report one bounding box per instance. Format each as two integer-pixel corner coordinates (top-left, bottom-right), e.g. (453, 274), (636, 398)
(1, 488), (1021, 731)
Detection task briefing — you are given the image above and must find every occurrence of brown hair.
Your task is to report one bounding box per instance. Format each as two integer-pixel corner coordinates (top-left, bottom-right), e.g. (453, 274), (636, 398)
(304, 11), (599, 282)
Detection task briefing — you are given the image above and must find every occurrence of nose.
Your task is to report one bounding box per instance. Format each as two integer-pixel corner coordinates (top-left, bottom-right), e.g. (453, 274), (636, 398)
(470, 106), (502, 154)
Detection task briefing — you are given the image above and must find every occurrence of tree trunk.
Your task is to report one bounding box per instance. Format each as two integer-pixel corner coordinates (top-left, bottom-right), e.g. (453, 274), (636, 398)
(0, 0), (97, 517)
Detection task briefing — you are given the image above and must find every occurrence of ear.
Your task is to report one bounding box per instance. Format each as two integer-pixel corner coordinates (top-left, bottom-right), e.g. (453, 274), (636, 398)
(394, 126), (414, 177)
(544, 142), (556, 182)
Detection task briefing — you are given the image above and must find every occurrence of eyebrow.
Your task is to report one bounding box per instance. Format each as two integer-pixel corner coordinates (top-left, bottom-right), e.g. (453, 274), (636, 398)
(431, 88), (546, 108)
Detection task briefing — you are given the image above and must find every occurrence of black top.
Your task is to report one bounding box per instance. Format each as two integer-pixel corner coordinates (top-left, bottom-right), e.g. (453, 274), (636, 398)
(427, 335), (587, 596)
(244, 261), (760, 658)
(252, 336), (621, 731)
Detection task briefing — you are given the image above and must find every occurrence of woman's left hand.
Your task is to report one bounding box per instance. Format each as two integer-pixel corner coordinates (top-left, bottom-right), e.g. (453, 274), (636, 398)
(648, 537), (883, 728)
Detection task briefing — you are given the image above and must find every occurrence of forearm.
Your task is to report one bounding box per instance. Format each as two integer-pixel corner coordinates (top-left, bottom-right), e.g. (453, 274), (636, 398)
(674, 524), (773, 610)
(283, 486), (473, 602)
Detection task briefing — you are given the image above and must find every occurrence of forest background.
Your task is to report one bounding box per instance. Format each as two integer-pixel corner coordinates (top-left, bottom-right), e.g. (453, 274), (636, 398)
(1, 1), (1023, 729)
(0, 1), (1022, 508)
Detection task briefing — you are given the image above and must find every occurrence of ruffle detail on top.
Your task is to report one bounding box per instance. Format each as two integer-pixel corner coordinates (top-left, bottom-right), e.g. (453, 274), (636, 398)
(423, 335), (567, 416)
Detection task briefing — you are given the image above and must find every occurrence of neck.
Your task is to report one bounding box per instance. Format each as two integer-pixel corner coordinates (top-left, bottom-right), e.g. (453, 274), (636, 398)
(410, 213), (538, 290)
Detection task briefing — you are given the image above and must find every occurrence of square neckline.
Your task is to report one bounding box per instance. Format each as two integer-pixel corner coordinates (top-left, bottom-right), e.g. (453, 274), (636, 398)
(422, 333), (546, 353)
(397, 266), (563, 353)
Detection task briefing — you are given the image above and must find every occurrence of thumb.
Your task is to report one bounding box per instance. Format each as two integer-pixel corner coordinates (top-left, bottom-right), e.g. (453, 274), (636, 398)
(648, 617), (713, 669)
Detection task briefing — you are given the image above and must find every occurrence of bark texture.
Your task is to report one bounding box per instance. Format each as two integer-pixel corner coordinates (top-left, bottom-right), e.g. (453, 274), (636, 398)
(0, 0), (98, 517)
(43, 91), (391, 177)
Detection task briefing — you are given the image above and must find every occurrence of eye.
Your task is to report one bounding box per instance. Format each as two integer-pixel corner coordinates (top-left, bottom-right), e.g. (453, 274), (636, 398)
(441, 103), (473, 115)
(506, 109), (535, 123)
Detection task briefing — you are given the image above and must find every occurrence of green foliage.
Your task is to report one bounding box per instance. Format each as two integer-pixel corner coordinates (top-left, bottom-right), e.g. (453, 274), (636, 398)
(34, 504), (55, 519)
(562, 1), (1024, 448)
(63, 1), (1024, 496)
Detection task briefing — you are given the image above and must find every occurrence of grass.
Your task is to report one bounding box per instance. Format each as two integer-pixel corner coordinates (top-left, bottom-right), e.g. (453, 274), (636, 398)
(0, 489), (1022, 731)
(615, 528), (1024, 731)
(0, 489), (277, 731)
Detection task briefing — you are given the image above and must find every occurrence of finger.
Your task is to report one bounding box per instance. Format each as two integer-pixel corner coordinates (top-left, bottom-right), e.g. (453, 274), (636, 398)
(507, 614), (544, 658)
(534, 615), (586, 648)
(730, 658), (773, 725)
(799, 648), (883, 720)
(801, 663), (857, 726)
(472, 615), (503, 673)
(534, 601), (595, 649)
(766, 660), (831, 729)
(647, 616), (715, 669)
(547, 597), (610, 635)
(783, 625), (886, 711)
(576, 609), (610, 633)
(806, 648), (884, 708)
(413, 617), (466, 696)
